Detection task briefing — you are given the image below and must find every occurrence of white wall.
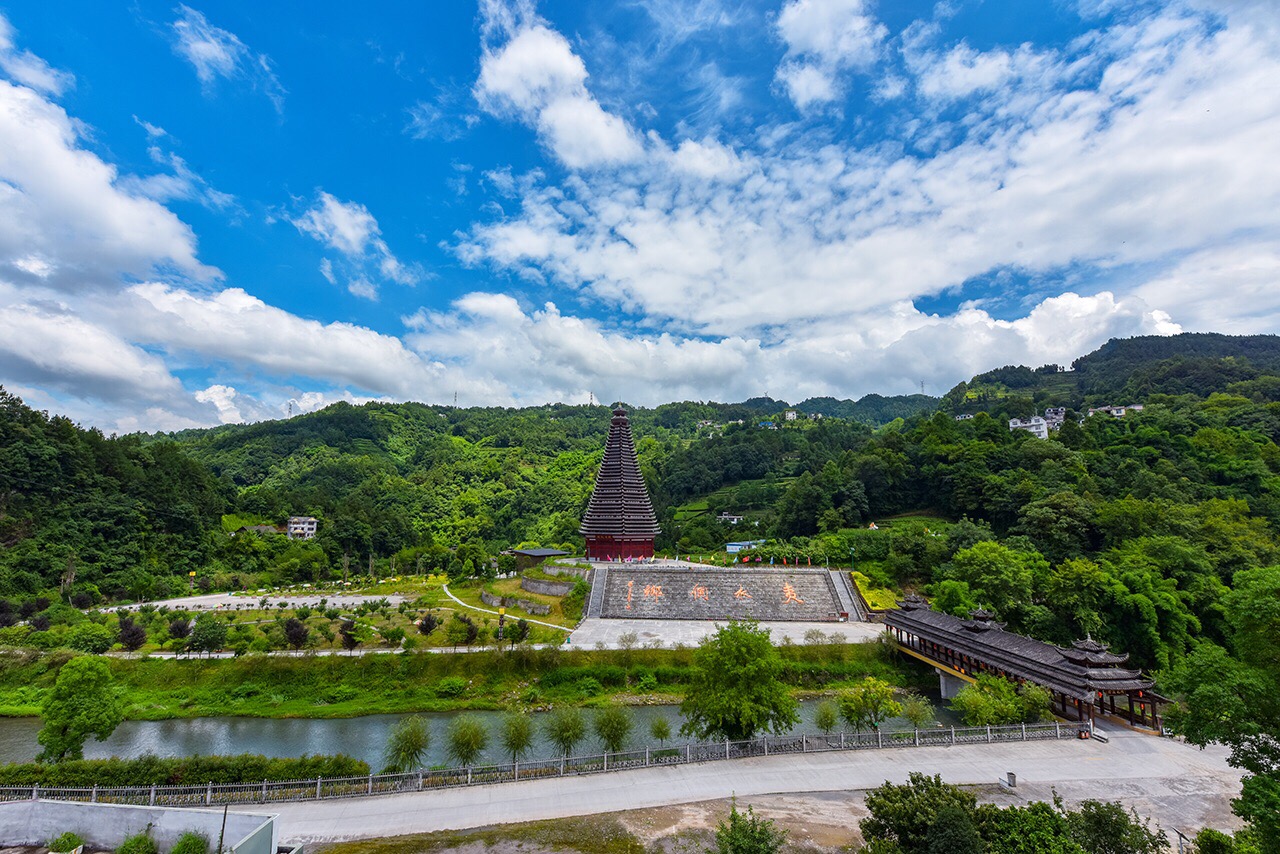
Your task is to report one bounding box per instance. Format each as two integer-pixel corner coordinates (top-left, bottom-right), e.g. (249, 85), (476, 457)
(0, 800), (277, 852)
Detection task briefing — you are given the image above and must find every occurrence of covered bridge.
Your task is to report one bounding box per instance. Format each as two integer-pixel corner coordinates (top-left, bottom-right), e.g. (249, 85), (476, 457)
(884, 594), (1165, 730)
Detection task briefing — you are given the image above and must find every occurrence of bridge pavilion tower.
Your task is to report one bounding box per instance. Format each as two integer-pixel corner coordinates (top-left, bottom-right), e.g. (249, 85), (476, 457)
(580, 408), (661, 560)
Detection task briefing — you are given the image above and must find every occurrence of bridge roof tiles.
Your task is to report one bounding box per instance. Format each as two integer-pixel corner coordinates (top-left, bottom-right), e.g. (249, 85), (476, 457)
(885, 601), (1155, 701)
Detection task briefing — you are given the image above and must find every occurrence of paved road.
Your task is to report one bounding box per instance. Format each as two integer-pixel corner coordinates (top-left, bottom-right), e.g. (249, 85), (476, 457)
(270, 725), (1240, 844)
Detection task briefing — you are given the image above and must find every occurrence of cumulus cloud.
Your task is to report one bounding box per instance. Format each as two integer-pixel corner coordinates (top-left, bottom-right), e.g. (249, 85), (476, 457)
(291, 191), (418, 299)
(475, 4), (643, 169)
(774, 0), (887, 110)
(170, 6), (285, 111)
(0, 78), (219, 290)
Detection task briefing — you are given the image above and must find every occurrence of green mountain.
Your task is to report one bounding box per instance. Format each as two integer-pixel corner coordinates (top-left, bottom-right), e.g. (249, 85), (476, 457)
(3, 331), (1280, 627)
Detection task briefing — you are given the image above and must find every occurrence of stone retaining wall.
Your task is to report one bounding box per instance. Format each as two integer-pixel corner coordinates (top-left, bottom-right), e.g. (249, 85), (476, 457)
(521, 576), (576, 597)
(542, 564), (592, 579)
(479, 589), (551, 616)
(600, 568), (843, 621)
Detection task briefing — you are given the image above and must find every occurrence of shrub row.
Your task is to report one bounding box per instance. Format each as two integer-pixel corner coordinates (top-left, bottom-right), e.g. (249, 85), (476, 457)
(0, 753), (370, 787)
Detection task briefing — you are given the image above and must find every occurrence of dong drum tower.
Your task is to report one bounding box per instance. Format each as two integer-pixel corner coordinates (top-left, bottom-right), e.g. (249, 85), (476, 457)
(580, 408), (661, 560)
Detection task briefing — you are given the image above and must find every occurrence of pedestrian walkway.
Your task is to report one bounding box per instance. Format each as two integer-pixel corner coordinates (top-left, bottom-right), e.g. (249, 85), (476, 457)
(269, 726), (1239, 844)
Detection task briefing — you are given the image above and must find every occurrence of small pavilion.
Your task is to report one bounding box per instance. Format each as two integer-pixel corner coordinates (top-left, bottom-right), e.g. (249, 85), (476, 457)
(580, 408), (661, 560)
(884, 594), (1165, 730)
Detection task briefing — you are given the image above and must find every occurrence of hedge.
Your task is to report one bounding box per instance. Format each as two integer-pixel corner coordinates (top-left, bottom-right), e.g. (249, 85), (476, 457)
(0, 753), (370, 787)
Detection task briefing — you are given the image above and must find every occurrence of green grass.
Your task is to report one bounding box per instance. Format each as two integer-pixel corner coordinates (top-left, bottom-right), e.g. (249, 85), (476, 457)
(316, 814), (647, 854)
(0, 640), (905, 721)
(850, 571), (900, 611)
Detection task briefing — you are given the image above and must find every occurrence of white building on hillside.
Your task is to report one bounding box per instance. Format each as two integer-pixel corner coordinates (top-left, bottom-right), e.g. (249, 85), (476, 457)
(287, 516), (318, 539)
(1009, 416), (1049, 439)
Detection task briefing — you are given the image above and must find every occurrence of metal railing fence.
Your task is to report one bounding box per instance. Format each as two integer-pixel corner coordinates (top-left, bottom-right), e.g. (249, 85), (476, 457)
(0, 721), (1071, 807)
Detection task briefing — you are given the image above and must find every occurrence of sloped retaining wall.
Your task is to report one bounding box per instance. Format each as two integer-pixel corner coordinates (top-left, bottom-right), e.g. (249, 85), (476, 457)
(479, 590), (551, 616)
(521, 576), (575, 597)
(542, 564), (592, 579)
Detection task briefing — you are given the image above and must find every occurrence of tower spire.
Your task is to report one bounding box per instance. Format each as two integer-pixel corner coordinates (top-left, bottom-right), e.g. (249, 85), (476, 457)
(580, 408), (660, 560)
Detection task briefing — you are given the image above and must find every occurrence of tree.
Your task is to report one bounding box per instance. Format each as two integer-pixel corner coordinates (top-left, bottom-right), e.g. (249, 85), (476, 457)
(814, 700), (839, 734)
(593, 704), (634, 753)
(446, 715), (489, 767)
(168, 617), (191, 640)
(901, 694), (935, 730)
(1066, 800), (1167, 854)
(37, 656), (124, 762)
(946, 542), (1048, 619)
(545, 706), (587, 757)
(650, 716), (671, 745)
(951, 674), (1047, 727)
(116, 616), (147, 652)
(67, 622), (114, 654)
(283, 618), (310, 652)
(708, 800), (788, 854)
(446, 614), (477, 650)
(861, 773), (977, 852)
(417, 611), (439, 637)
(926, 806), (982, 854)
(1166, 567), (1280, 850)
(500, 712), (534, 764)
(383, 715), (430, 773)
(680, 621), (799, 741)
(838, 678), (902, 732)
(339, 619), (371, 653)
(187, 613), (227, 656)
(510, 618), (530, 648)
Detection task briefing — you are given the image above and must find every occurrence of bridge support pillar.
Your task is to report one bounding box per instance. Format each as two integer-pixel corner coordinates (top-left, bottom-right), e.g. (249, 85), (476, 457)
(937, 670), (966, 700)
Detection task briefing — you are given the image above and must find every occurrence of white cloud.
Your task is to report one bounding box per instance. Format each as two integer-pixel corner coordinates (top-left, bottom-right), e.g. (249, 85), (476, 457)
(475, 11), (643, 169)
(291, 191), (419, 297)
(1131, 240), (1280, 334)
(774, 0), (887, 109)
(0, 13), (74, 96)
(460, 3), (1280, 344)
(170, 6), (285, 111)
(0, 292), (186, 405)
(0, 78), (218, 290)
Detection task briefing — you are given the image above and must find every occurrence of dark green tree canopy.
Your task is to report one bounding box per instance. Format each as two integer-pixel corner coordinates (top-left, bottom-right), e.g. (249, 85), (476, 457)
(680, 620), (799, 741)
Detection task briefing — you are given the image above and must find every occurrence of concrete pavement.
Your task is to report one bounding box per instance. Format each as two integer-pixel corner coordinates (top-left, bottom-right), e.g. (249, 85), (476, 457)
(270, 725), (1241, 844)
(568, 616), (884, 648)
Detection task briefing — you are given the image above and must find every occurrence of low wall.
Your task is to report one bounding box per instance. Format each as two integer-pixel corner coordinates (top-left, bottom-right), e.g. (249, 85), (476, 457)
(542, 564), (591, 579)
(521, 576), (575, 597)
(479, 590), (551, 616)
(0, 800), (276, 853)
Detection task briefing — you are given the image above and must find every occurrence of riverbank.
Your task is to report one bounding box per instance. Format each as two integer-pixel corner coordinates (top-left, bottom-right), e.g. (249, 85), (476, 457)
(0, 638), (912, 722)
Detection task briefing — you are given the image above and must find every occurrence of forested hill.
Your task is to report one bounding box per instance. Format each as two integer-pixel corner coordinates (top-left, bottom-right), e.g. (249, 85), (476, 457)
(944, 331), (1280, 418)
(3, 330), (1280, 630)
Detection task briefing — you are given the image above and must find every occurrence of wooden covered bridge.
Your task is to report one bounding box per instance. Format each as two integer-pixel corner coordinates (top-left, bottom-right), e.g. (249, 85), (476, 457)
(883, 594), (1165, 731)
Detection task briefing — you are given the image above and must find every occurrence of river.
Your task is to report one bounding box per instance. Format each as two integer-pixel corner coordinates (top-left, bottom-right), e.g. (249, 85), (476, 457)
(0, 696), (958, 769)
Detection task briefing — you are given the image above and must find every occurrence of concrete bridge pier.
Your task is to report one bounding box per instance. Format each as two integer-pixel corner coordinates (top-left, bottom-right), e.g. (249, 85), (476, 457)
(937, 669), (966, 700)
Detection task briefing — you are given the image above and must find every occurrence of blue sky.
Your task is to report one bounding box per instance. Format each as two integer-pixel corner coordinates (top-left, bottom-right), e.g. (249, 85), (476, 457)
(0, 0), (1277, 430)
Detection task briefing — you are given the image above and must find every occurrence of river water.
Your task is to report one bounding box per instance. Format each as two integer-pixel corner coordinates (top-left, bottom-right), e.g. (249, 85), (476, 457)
(0, 698), (957, 769)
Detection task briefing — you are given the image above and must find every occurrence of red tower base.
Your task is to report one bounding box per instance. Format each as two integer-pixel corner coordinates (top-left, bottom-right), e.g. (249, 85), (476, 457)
(585, 537), (655, 561)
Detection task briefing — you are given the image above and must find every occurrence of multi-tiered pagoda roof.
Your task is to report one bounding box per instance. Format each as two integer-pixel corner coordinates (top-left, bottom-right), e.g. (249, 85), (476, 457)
(580, 408), (660, 560)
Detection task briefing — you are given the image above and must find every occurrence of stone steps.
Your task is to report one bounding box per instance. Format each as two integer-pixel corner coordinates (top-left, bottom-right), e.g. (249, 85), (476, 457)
(586, 566), (609, 618)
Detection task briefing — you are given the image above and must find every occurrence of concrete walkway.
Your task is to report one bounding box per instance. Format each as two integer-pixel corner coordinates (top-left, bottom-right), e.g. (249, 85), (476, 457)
(568, 616), (883, 649)
(271, 726), (1240, 844)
